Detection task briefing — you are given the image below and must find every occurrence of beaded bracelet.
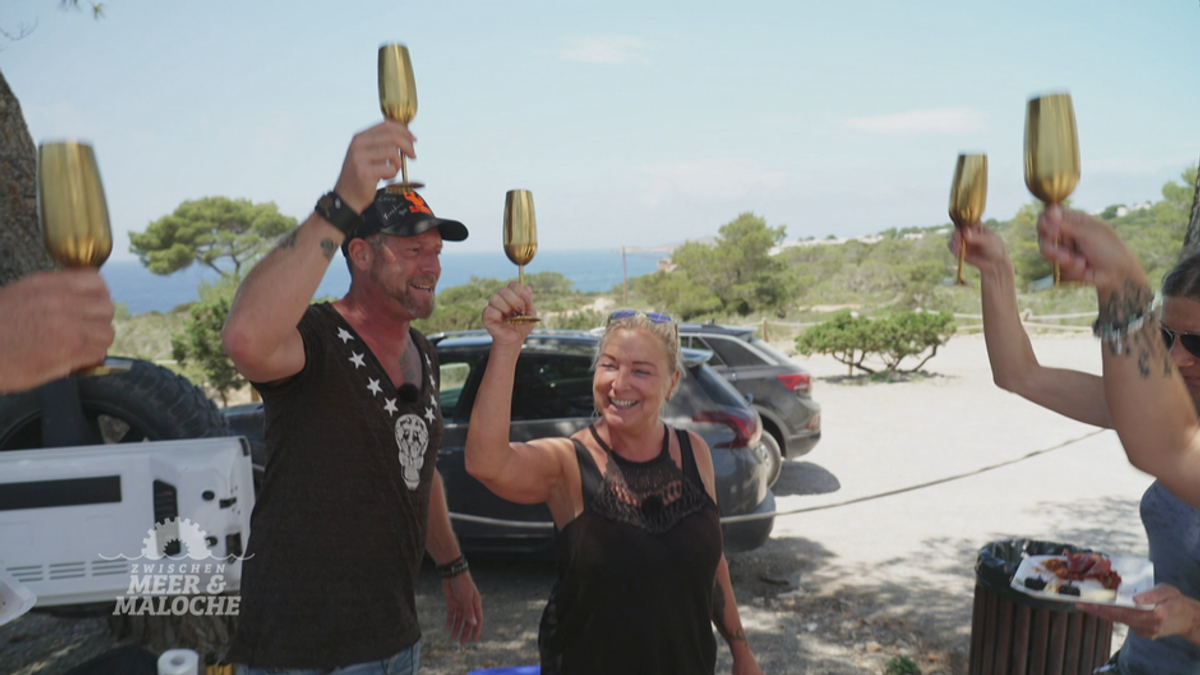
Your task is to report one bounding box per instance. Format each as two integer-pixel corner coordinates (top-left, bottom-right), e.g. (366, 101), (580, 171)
(1092, 293), (1162, 353)
(436, 555), (469, 578)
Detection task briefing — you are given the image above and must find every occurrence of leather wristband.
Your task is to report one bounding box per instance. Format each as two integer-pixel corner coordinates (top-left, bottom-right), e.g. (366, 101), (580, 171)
(436, 555), (469, 578)
(314, 191), (361, 238)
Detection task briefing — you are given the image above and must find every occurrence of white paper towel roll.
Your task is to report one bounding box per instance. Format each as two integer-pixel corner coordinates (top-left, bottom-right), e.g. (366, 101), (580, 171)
(158, 648), (199, 675)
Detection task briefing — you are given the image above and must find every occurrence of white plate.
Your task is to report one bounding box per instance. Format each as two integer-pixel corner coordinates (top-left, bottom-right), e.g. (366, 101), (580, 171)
(0, 567), (37, 626)
(1009, 554), (1155, 608)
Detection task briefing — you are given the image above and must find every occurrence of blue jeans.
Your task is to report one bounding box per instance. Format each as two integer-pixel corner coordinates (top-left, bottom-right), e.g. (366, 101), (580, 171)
(235, 642), (420, 675)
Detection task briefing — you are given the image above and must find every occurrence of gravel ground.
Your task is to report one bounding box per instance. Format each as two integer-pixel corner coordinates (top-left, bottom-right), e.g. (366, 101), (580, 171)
(0, 333), (1150, 674)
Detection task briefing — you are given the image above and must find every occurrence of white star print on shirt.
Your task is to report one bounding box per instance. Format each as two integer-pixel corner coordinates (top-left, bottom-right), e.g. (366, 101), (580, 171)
(336, 328), (354, 343)
(384, 398), (398, 415)
(424, 406), (436, 423)
(367, 378), (383, 396)
(349, 352), (366, 369)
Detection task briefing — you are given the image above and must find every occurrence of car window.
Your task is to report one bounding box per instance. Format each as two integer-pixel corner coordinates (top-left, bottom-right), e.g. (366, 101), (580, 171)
(748, 338), (794, 366)
(704, 336), (765, 367)
(690, 364), (747, 407)
(512, 354), (596, 421)
(685, 337), (725, 366)
(438, 355), (483, 419)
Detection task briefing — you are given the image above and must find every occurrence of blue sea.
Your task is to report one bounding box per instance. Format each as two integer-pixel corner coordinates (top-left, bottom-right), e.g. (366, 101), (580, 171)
(101, 249), (667, 315)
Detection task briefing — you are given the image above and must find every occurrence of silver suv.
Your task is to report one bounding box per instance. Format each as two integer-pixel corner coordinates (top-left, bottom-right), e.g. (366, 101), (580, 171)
(679, 323), (822, 487)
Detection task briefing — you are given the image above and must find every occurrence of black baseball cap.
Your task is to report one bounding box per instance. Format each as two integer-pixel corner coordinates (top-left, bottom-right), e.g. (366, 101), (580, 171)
(342, 189), (469, 255)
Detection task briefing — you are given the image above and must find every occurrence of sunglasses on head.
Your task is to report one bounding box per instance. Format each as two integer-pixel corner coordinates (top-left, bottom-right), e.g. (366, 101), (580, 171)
(607, 310), (675, 325)
(1160, 325), (1200, 359)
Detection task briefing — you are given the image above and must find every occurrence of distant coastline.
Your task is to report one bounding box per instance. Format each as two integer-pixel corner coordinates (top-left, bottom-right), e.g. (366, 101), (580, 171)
(102, 248), (667, 315)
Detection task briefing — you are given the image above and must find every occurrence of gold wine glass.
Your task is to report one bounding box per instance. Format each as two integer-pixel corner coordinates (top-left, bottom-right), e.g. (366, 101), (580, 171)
(949, 153), (987, 286)
(38, 141), (112, 267)
(37, 140), (128, 375)
(1024, 92), (1080, 286)
(503, 189), (540, 324)
(379, 43), (423, 192)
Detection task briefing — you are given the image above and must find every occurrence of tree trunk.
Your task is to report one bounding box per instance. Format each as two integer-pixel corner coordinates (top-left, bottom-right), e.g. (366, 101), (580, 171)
(0, 67), (57, 287)
(1187, 153), (1200, 253)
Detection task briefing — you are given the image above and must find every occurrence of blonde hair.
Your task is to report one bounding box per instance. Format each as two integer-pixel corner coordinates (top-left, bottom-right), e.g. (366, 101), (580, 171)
(592, 312), (685, 400)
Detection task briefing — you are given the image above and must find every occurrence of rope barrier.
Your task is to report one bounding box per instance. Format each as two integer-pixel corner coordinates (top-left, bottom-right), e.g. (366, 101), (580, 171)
(447, 428), (1107, 528)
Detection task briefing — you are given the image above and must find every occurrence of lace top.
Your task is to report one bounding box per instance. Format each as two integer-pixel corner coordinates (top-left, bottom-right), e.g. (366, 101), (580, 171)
(538, 424), (723, 675)
(589, 424), (712, 534)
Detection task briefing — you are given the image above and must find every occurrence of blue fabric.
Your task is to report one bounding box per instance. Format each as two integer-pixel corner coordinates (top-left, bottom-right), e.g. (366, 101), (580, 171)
(235, 641), (419, 675)
(1117, 482), (1200, 674)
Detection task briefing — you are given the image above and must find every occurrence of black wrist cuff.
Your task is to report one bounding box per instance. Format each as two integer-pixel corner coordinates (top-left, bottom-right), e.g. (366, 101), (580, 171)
(436, 555), (469, 578)
(315, 191), (361, 238)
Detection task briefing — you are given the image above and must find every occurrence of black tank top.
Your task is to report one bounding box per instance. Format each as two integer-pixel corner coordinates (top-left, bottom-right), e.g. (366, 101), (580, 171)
(539, 425), (723, 675)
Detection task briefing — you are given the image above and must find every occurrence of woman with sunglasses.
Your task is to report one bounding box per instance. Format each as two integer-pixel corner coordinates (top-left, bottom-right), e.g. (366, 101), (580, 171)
(952, 216), (1200, 672)
(464, 283), (763, 675)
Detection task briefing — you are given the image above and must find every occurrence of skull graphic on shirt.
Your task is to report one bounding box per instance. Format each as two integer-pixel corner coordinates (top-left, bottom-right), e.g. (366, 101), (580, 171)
(394, 414), (429, 490)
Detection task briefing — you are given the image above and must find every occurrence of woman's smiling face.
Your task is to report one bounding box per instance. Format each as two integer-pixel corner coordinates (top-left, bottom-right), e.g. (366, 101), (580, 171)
(593, 327), (680, 431)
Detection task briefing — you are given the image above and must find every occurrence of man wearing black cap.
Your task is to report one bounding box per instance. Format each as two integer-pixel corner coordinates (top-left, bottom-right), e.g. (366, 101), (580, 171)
(223, 120), (481, 673)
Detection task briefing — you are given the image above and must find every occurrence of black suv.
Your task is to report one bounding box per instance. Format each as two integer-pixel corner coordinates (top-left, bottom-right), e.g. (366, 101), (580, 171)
(679, 323), (822, 486)
(225, 329), (776, 556)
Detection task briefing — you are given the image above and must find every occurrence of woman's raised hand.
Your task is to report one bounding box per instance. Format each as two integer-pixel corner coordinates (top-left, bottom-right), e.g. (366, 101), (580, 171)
(1036, 205), (1148, 291)
(950, 221), (1009, 273)
(481, 281), (538, 347)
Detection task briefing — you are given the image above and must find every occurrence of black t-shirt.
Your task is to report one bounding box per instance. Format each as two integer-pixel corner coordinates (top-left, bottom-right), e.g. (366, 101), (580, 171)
(227, 303), (444, 668)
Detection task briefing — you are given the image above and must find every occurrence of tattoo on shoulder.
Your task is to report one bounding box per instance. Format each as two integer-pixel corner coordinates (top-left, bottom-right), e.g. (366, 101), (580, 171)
(320, 238), (336, 261)
(277, 229), (299, 250)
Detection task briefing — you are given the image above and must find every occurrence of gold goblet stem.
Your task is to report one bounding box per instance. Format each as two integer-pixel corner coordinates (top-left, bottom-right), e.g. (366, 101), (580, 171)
(948, 153), (987, 287)
(1024, 93), (1080, 288)
(378, 43), (423, 192)
(503, 190), (540, 324)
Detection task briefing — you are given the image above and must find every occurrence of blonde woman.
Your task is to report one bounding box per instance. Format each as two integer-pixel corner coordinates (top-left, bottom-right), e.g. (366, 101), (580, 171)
(465, 282), (763, 675)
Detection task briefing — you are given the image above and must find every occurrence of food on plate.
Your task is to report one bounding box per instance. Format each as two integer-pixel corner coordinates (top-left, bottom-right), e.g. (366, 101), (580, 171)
(1057, 584), (1080, 597)
(1017, 550), (1123, 602)
(1041, 550), (1122, 590)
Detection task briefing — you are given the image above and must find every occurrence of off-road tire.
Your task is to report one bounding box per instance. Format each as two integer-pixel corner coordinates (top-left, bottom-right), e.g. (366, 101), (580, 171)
(0, 358), (230, 448)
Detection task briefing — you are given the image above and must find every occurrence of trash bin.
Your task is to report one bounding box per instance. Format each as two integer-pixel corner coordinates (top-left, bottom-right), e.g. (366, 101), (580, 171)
(970, 539), (1114, 675)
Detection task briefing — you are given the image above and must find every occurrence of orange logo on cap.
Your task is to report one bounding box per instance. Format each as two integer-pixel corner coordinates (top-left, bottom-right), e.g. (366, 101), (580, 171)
(405, 192), (433, 214)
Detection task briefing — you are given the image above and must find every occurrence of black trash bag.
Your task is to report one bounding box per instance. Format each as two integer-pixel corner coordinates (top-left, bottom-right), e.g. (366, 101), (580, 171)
(62, 644), (157, 675)
(975, 538), (1094, 612)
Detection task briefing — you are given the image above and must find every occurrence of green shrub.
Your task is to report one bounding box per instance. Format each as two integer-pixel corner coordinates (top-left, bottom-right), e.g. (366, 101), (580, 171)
(885, 655), (921, 675)
(795, 310), (955, 375)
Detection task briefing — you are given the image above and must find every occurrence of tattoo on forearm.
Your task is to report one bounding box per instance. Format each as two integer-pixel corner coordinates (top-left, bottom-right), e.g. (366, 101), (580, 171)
(320, 238), (336, 261)
(277, 229), (299, 250)
(1100, 280), (1172, 379)
(711, 581), (746, 643)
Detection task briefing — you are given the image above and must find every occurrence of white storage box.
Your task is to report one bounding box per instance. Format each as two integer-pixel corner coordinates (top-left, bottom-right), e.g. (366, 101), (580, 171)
(0, 436), (254, 607)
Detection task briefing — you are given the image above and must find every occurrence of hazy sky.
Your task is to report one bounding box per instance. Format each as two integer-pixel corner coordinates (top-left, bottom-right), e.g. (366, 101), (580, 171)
(4, 0), (1198, 260)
